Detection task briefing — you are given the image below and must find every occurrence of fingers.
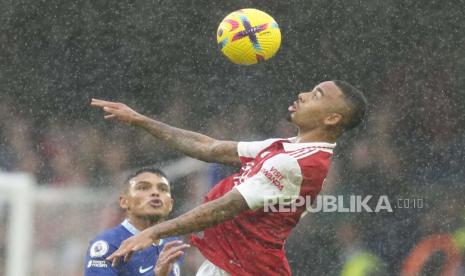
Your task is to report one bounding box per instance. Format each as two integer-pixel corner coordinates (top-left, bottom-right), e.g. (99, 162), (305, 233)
(111, 256), (120, 268)
(163, 244), (190, 263)
(107, 236), (153, 267)
(155, 242), (189, 273)
(104, 114), (116, 119)
(164, 250), (185, 263)
(108, 248), (136, 267)
(102, 106), (119, 114)
(90, 99), (120, 115)
(160, 240), (183, 251)
(90, 99), (122, 109)
(163, 244), (190, 257)
(158, 242), (190, 266)
(107, 241), (133, 267)
(108, 253), (121, 267)
(107, 249), (124, 267)
(123, 251), (134, 263)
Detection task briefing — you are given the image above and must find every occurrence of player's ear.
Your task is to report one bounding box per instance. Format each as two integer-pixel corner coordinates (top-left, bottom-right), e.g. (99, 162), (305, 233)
(324, 113), (343, 127)
(119, 195), (129, 210)
(168, 198), (174, 212)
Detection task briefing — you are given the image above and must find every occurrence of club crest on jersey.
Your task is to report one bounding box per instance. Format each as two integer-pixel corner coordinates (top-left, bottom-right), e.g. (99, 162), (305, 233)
(173, 263), (180, 276)
(90, 240), (109, 258)
(233, 161), (255, 186)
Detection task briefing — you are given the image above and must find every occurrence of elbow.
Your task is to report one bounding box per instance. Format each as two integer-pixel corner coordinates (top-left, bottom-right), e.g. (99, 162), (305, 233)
(204, 141), (222, 163)
(222, 190), (250, 216)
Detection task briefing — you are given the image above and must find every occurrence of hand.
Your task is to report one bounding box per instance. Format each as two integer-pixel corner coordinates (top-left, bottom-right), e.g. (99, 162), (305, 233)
(154, 240), (190, 276)
(90, 99), (143, 125)
(106, 227), (156, 267)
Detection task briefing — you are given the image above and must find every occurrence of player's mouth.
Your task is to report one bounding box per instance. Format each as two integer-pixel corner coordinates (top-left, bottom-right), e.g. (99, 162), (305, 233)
(288, 101), (297, 112)
(148, 199), (163, 208)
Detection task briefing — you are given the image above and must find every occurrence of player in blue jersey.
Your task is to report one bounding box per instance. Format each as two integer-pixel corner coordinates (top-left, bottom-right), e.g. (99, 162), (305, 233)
(84, 167), (189, 276)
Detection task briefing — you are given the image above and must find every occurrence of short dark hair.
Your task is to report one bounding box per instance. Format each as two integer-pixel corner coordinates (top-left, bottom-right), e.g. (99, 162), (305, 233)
(125, 167), (168, 183)
(123, 167), (168, 194)
(333, 80), (368, 131)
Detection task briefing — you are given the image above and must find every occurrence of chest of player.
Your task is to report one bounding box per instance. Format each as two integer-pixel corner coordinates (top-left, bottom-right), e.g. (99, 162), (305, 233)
(236, 141), (288, 185)
(118, 247), (159, 276)
(118, 245), (181, 276)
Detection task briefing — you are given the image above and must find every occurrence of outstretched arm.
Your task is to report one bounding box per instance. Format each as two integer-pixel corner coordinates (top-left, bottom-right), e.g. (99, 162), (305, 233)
(150, 188), (248, 238)
(106, 189), (249, 266)
(90, 99), (240, 166)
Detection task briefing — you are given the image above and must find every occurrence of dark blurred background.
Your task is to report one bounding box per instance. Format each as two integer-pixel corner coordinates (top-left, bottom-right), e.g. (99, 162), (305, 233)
(1, 0), (465, 275)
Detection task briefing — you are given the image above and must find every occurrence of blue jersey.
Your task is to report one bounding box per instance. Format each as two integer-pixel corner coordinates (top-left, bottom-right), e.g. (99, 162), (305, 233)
(84, 219), (182, 276)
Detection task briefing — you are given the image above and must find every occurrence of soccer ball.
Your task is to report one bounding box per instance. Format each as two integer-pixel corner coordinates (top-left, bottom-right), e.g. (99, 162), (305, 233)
(217, 9), (281, 65)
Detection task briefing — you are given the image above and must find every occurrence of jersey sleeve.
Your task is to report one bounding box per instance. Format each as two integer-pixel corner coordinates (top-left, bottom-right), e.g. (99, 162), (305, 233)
(237, 138), (281, 160)
(84, 239), (119, 276)
(234, 153), (303, 210)
(298, 158), (328, 202)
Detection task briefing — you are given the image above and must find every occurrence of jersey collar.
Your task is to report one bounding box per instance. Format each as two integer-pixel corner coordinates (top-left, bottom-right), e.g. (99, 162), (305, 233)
(121, 219), (140, 235)
(121, 219), (164, 246)
(283, 137), (336, 152)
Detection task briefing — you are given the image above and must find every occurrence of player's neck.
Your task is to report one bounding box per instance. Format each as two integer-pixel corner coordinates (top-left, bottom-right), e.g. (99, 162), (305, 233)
(127, 215), (161, 231)
(295, 128), (338, 143)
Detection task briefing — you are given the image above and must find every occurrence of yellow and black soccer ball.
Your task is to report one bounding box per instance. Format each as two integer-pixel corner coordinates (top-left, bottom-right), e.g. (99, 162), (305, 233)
(217, 9), (281, 65)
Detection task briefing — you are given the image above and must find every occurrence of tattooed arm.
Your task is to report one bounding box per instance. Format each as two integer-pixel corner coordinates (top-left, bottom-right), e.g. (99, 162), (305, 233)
(91, 99), (240, 166)
(106, 189), (249, 265)
(137, 116), (240, 166)
(150, 189), (248, 238)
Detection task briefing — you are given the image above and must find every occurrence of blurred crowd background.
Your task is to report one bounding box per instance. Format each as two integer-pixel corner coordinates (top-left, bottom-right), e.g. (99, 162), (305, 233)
(1, 0), (465, 275)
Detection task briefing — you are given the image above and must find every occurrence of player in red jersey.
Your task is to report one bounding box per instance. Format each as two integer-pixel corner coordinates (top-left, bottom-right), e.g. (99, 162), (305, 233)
(91, 80), (367, 275)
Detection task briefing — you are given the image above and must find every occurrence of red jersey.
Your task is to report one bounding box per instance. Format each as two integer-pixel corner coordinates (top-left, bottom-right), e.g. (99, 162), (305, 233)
(191, 138), (334, 276)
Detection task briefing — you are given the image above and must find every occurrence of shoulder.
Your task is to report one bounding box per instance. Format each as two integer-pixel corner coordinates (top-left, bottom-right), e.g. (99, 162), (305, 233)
(91, 224), (129, 245)
(87, 225), (129, 258)
(84, 226), (128, 274)
(295, 150), (332, 168)
(292, 150), (332, 181)
(265, 148), (331, 180)
(238, 138), (284, 158)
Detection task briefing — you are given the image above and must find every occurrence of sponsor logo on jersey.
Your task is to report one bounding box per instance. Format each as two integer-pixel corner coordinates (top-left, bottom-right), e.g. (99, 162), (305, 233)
(87, 260), (108, 268)
(139, 265), (154, 273)
(261, 166), (284, 190)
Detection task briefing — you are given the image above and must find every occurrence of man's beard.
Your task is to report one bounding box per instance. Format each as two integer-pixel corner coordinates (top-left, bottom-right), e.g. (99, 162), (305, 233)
(286, 112), (292, 122)
(139, 213), (165, 224)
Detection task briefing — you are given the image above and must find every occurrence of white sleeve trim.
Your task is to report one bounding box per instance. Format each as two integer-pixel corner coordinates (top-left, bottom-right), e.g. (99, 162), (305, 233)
(234, 153), (303, 210)
(237, 138), (281, 158)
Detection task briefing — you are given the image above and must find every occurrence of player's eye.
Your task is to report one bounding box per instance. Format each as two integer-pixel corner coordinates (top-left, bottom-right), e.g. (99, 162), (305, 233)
(137, 185), (149, 190)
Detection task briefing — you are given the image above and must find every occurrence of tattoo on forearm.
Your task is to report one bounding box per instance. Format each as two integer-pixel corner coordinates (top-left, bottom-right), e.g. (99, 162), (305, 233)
(152, 191), (248, 239)
(139, 117), (239, 166)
